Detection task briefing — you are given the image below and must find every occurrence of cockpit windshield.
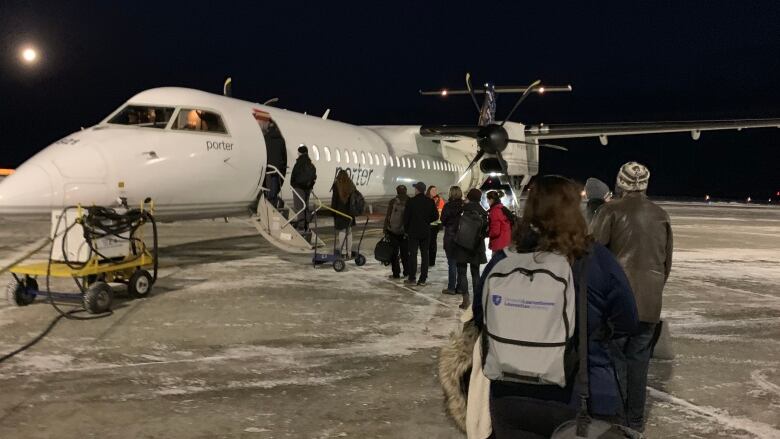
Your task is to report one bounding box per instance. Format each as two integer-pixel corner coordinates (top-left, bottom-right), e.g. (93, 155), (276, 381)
(107, 105), (175, 128)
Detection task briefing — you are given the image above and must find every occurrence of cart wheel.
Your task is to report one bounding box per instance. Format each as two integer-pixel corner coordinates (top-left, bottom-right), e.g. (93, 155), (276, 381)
(84, 282), (113, 314)
(128, 270), (153, 299)
(333, 259), (346, 272)
(6, 278), (37, 307)
(355, 254), (366, 267)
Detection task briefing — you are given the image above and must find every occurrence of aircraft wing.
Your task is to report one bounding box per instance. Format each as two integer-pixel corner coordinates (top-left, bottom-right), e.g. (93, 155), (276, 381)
(525, 118), (780, 143)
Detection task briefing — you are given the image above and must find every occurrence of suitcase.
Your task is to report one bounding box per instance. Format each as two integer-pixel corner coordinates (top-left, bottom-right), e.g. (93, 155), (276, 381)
(374, 236), (393, 264)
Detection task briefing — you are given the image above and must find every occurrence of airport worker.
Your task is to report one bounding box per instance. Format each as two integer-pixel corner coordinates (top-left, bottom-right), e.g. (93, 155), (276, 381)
(331, 170), (357, 257)
(485, 190), (512, 254)
(584, 177), (612, 223)
(454, 188), (488, 309)
(427, 185), (445, 266)
(403, 181), (439, 287)
(475, 175), (639, 437)
(591, 162), (673, 432)
(439, 186), (464, 296)
(384, 185), (410, 280)
(291, 145), (317, 232)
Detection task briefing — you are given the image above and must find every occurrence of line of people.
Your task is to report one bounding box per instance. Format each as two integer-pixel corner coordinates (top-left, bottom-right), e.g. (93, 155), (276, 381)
(383, 181), (513, 311)
(433, 161), (672, 438)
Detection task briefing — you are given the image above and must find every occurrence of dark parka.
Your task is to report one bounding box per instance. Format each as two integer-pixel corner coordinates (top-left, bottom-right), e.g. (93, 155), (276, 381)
(330, 184), (356, 230)
(403, 193), (438, 239)
(590, 192), (673, 323)
(475, 241), (639, 417)
(453, 202), (488, 265)
(440, 199), (464, 256)
(290, 154), (317, 190)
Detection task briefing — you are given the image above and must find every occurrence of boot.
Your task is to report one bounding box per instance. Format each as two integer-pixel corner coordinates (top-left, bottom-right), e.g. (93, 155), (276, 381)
(459, 293), (470, 310)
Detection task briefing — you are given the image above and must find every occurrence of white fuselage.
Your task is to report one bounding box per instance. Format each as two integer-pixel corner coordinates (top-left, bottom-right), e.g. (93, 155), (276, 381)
(0, 87), (534, 220)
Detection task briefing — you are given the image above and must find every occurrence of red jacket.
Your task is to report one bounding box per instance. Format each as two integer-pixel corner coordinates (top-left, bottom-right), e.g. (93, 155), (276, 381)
(488, 203), (512, 251)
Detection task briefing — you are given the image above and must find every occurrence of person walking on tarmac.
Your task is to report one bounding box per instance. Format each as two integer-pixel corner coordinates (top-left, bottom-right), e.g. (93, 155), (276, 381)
(439, 186), (464, 296)
(403, 182), (438, 287)
(426, 185), (445, 266)
(454, 188), (488, 308)
(331, 170), (357, 257)
(384, 185), (410, 280)
(486, 190), (512, 254)
(291, 145), (317, 232)
(591, 162), (673, 432)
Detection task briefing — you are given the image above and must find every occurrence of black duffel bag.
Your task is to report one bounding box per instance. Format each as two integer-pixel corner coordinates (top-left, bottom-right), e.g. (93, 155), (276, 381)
(374, 235), (393, 264)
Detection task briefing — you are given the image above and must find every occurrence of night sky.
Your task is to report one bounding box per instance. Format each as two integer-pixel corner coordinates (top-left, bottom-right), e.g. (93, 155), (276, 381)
(1, 1), (778, 199)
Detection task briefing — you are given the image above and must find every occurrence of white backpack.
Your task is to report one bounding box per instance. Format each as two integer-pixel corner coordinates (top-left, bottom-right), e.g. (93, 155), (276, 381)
(481, 249), (576, 387)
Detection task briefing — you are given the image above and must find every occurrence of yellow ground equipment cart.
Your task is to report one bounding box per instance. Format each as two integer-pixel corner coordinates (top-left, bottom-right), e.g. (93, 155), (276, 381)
(6, 204), (158, 314)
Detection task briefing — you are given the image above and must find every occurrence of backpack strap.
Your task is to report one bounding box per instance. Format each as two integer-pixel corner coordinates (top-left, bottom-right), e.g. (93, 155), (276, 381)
(575, 249), (592, 437)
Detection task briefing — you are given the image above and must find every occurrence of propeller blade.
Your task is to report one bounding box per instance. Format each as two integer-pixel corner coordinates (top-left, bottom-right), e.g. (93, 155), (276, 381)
(496, 151), (508, 175)
(457, 150), (484, 183)
(465, 72), (482, 115)
(508, 139), (569, 151)
(500, 79), (542, 127)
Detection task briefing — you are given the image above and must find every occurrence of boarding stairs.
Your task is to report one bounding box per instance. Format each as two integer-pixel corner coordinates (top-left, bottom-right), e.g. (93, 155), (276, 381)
(251, 165), (324, 254)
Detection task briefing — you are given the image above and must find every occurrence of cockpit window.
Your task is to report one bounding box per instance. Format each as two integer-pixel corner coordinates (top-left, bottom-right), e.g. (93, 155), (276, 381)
(172, 108), (228, 134)
(108, 105), (174, 128)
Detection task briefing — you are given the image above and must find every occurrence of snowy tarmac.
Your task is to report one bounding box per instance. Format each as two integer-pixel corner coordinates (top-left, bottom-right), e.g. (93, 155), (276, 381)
(0, 203), (778, 438)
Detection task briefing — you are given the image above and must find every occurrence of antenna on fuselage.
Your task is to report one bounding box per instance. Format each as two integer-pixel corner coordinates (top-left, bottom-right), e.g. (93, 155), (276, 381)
(223, 76), (233, 97)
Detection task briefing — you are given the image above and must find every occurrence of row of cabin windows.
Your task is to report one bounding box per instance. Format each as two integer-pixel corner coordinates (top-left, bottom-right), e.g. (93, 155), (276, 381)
(307, 144), (463, 172)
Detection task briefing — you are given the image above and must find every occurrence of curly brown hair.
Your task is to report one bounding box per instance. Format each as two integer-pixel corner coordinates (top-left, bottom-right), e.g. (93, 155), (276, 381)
(513, 175), (591, 262)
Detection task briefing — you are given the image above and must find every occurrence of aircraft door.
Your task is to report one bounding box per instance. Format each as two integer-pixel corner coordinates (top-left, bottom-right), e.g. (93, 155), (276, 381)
(254, 109), (287, 208)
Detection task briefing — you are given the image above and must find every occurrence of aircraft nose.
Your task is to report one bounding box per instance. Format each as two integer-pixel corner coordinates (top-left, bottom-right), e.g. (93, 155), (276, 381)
(0, 164), (55, 215)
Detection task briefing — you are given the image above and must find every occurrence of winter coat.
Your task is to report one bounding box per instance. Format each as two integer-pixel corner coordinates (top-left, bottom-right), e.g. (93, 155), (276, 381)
(403, 193), (438, 239)
(330, 184), (355, 230)
(454, 202), (488, 265)
(474, 240), (639, 417)
(440, 199), (464, 256)
(487, 203), (512, 251)
(591, 191), (673, 323)
(291, 154), (317, 190)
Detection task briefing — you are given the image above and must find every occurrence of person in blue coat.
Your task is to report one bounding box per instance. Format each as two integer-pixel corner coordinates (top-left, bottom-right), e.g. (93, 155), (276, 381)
(473, 175), (639, 438)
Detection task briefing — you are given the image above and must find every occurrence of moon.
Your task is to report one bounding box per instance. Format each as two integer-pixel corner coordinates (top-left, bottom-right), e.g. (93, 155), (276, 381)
(21, 47), (38, 64)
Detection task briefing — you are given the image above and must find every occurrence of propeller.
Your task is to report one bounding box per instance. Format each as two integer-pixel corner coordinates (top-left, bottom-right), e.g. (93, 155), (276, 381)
(420, 73), (572, 181)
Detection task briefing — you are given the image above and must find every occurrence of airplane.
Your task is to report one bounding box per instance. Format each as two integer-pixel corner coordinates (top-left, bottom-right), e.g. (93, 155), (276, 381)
(0, 74), (778, 252)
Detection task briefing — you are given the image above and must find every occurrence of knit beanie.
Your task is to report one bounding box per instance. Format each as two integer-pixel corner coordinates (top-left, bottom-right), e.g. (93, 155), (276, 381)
(585, 178), (610, 200)
(616, 161), (650, 192)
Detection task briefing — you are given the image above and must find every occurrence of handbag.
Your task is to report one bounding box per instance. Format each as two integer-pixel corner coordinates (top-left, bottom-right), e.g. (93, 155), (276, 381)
(551, 253), (644, 439)
(374, 235), (393, 264)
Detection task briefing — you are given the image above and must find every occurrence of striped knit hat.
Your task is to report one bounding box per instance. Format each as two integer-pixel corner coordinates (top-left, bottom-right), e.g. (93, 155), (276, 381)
(616, 161), (650, 192)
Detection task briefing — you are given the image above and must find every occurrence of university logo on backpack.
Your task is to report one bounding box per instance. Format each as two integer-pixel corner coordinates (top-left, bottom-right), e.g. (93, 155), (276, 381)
(348, 190), (366, 216)
(481, 249), (576, 387)
(387, 197), (406, 234)
(454, 210), (484, 250)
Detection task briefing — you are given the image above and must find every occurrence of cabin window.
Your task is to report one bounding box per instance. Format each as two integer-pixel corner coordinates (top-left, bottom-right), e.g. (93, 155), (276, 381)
(311, 145), (320, 161)
(344, 148), (350, 164)
(382, 154), (387, 166)
(171, 108), (228, 133)
(374, 153), (380, 166)
(352, 150), (358, 164)
(107, 105), (174, 129)
(421, 160), (426, 170)
(361, 151), (366, 164)
(412, 158), (417, 169)
(367, 152), (373, 165)
(323, 146), (331, 162)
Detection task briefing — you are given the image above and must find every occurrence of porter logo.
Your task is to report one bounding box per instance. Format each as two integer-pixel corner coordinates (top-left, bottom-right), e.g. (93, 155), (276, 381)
(492, 294), (502, 306)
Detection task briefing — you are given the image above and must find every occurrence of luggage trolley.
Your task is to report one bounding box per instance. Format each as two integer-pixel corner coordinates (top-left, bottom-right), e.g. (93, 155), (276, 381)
(5, 204), (158, 314)
(311, 204), (368, 272)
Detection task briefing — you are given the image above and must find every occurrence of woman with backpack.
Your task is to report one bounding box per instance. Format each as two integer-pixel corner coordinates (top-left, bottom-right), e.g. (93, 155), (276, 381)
(474, 175), (639, 438)
(439, 186), (464, 296)
(331, 170), (357, 257)
(486, 190), (512, 253)
(454, 188), (488, 309)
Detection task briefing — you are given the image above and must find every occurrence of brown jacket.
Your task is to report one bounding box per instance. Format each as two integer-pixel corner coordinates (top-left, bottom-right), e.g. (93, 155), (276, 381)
(590, 192), (673, 322)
